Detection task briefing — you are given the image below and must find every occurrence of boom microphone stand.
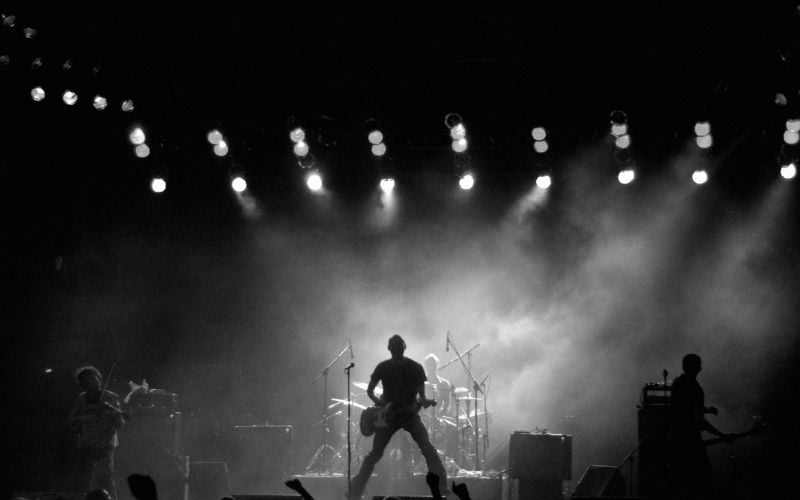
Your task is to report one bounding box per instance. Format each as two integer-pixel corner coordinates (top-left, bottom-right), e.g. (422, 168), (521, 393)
(344, 361), (355, 500)
(307, 343), (351, 474)
(445, 333), (484, 470)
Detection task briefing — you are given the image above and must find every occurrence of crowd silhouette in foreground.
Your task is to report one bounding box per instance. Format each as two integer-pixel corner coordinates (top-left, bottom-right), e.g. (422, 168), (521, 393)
(13, 472), (472, 500)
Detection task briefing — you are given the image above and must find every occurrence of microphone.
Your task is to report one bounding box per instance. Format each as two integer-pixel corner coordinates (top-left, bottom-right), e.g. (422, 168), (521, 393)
(445, 331), (450, 352)
(345, 362), (355, 369)
(349, 339), (354, 359)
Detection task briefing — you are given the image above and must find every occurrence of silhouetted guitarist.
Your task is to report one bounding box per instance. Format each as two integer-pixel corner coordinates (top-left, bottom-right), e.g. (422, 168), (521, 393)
(668, 354), (733, 500)
(349, 335), (448, 499)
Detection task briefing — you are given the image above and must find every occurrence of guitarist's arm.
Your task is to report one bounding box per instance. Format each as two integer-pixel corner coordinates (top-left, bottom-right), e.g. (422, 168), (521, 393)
(699, 409), (733, 442)
(367, 378), (383, 406)
(417, 384), (434, 406)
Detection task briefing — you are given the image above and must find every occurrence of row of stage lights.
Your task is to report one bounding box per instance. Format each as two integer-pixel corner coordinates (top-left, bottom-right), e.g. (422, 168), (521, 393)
(5, 14), (797, 195)
(124, 110), (796, 195)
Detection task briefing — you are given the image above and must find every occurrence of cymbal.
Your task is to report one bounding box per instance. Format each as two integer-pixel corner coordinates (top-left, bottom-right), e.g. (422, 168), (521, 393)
(353, 382), (382, 395)
(438, 416), (457, 427)
(331, 398), (367, 410)
(457, 395), (482, 401)
(453, 387), (470, 394)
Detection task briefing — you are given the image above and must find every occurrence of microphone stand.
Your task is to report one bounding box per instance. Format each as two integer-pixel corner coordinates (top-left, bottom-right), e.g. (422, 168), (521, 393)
(308, 344), (350, 474)
(446, 335), (484, 470)
(345, 362), (354, 500)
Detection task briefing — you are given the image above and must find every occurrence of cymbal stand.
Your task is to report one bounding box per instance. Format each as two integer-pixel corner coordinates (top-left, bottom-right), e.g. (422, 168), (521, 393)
(479, 374), (490, 467)
(446, 332), (484, 470)
(307, 344), (351, 474)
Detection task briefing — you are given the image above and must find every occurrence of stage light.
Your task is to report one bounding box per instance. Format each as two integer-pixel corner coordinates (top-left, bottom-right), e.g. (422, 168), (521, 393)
(150, 177), (167, 193)
(459, 173), (475, 190)
(23, 27), (38, 39)
(93, 95), (108, 110)
(293, 140), (309, 157)
(610, 123), (628, 137)
(614, 134), (631, 149)
(62, 90), (78, 106)
(531, 127), (547, 141)
(31, 87), (45, 101)
(536, 174), (552, 189)
(62, 59), (73, 71)
(207, 130), (223, 145)
(618, 169), (635, 185)
(30, 57), (43, 69)
(289, 127), (305, 143)
(775, 93), (788, 106)
(213, 140), (229, 157)
(380, 178), (395, 193)
(786, 119), (800, 133)
(368, 130), (384, 145)
(231, 176), (247, 193)
(2, 14), (16, 28)
(452, 138), (468, 153)
(450, 123), (466, 140)
(0, 55), (9, 66)
(781, 163), (797, 179)
(129, 127), (146, 145)
(534, 140), (549, 153)
(121, 100), (135, 113)
(783, 130), (800, 145)
(135, 144), (150, 158)
(444, 113), (463, 130)
(696, 135), (713, 149)
(692, 170), (708, 184)
(371, 143), (387, 156)
(694, 121), (711, 137)
(307, 172), (323, 192)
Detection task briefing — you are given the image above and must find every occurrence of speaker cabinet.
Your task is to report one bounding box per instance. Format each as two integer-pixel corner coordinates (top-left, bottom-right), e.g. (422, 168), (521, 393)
(225, 425), (294, 494)
(637, 406), (670, 497)
(508, 432), (572, 480)
(572, 465), (626, 497)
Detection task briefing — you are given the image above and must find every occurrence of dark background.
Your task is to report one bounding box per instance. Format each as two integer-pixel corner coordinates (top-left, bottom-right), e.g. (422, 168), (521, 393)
(2, 3), (800, 499)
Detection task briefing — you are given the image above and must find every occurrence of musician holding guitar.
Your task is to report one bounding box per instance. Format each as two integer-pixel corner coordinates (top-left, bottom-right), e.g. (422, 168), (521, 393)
(349, 335), (448, 500)
(68, 366), (126, 500)
(668, 353), (735, 500)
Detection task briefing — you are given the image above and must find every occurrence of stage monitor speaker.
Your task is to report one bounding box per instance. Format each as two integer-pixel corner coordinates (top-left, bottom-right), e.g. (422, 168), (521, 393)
(190, 461), (231, 500)
(12, 493), (84, 500)
(572, 465), (626, 497)
(508, 432), (572, 480)
(234, 496), (301, 500)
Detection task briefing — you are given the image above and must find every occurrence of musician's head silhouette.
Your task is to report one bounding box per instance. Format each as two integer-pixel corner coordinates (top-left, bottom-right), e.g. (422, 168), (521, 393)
(388, 335), (406, 356)
(682, 353), (702, 377)
(74, 365), (102, 390)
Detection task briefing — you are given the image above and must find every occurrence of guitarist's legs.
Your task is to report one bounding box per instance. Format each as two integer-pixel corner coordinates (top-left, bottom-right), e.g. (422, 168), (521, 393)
(350, 426), (396, 499)
(404, 415), (448, 493)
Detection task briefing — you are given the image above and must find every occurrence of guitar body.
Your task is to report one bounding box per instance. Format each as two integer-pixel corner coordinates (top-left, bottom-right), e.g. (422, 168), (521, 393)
(360, 400), (436, 437)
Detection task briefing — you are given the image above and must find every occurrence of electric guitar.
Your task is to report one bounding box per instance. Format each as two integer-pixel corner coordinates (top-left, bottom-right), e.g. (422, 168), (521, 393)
(360, 399), (436, 437)
(703, 420), (767, 447)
